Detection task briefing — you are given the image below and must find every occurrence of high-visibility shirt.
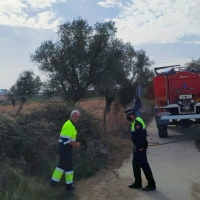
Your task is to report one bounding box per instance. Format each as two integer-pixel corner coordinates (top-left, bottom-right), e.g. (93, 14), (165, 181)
(59, 119), (77, 146)
(131, 117), (148, 149)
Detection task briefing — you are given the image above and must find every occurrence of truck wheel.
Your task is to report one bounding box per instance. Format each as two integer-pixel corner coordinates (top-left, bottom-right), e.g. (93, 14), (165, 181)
(158, 125), (168, 138)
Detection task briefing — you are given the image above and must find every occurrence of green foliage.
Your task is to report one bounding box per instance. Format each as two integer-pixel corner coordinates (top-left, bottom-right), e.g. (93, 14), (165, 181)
(29, 16), (155, 134)
(117, 84), (136, 106)
(30, 17), (154, 118)
(129, 50), (154, 87)
(7, 70), (42, 114)
(30, 18), (154, 104)
(186, 58), (200, 71)
(0, 102), (107, 179)
(0, 163), (71, 200)
(31, 18), (120, 104)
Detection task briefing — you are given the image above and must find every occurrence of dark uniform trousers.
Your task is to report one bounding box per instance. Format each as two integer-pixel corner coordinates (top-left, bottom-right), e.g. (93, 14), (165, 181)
(58, 143), (73, 172)
(133, 146), (155, 186)
(50, 142), (73, 188)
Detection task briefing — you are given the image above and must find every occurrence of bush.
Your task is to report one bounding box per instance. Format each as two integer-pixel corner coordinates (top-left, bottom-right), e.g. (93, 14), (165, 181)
(0, 99), (155, 199)
(0, 162), (70, 200)
(0, 101), (108, 179)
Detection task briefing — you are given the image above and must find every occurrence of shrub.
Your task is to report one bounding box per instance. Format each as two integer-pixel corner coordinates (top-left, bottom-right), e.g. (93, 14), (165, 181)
(0, 101), (108, 180)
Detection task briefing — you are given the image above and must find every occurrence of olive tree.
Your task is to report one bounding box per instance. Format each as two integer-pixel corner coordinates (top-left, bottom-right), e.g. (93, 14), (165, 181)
(7, 70), (42, 114)
(31, 18), (123, 104)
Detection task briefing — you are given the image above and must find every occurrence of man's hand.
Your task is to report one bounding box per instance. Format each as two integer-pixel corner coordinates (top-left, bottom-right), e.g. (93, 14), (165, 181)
(75, 142), (81, 148)
(138, 148), (143, 151)
(136, 125), (140, 129)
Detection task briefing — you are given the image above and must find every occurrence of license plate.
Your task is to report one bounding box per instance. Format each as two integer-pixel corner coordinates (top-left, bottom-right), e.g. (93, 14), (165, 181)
(157, 112), (171, 116)
(179, 94), (192, 99)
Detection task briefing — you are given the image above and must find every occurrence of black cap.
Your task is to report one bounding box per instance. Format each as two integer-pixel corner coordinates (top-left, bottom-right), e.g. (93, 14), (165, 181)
(125, 108), (135, 116)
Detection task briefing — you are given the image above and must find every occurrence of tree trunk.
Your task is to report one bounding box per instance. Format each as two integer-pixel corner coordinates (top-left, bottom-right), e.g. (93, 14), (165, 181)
(16, 101), (25, 115)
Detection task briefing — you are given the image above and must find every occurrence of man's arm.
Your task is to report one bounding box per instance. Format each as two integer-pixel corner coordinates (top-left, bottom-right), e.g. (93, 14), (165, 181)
(134, 121), (146, 150)
(68, 141), (81, 147)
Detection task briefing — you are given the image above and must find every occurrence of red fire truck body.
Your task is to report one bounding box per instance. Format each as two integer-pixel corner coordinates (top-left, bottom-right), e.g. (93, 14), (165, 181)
(151, 65), (200, 137)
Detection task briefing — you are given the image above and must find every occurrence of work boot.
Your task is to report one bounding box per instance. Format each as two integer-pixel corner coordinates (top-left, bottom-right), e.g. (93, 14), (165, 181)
(49, 180), (57, 188)
(65, 184), (75, 191)
(142, 185), (156, 191)
(128, 183), (142, 189)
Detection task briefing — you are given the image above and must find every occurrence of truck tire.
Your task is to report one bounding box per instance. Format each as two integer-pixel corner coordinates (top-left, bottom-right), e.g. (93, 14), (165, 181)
(158, 125), (168, 138)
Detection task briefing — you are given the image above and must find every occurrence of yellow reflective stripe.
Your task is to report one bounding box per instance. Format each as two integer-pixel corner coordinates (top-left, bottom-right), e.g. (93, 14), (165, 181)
(136, 117), (145, 127)
(60, 120), (77, 141)
(65, 171), (74, 184)
(60, 135), (71, 139)
(52, 167), (64, 182)
(131, 117), (146, 131)
(59, 136), (76, 144)
(55, 167), (64, 172)
(131, 122), (135, 131)
(66, 180), (73, 184)
(63, 140), (71, 145)
(65, 170), (73, 174)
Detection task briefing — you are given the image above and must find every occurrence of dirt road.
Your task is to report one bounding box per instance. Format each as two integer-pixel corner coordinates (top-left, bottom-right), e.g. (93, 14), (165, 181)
(71, 119), (200, 200)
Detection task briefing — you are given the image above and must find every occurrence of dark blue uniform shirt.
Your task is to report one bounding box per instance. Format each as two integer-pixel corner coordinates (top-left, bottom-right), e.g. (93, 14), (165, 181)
(131, 120), (148, 149)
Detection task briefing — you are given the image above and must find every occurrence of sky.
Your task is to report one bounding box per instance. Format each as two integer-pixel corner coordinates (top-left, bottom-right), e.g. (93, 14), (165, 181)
(0, 0), (200, 89)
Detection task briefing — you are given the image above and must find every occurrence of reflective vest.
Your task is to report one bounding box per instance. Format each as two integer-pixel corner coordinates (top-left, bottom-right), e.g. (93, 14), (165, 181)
(60, 120), (77, 145)
(131, 117), (146, 132)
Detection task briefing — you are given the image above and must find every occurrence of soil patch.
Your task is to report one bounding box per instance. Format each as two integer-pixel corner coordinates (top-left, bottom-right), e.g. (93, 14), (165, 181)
(70, 136), (138, 200)
(191, 182), (200, 200)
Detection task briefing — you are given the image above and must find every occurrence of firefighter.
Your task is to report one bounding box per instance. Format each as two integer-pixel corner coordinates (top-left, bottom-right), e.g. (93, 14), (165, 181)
(125, 108), (156, 191)
(49, 110), (81, 191)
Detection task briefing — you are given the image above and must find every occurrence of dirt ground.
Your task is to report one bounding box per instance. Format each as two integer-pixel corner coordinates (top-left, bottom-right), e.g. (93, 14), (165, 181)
(70, 167), (137, 200)
(70, 137), (137, 200)
(73, 99), (148, 200)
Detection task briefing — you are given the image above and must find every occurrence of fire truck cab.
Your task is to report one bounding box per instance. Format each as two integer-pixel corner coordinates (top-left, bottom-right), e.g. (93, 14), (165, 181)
(149, 65), (200, 137)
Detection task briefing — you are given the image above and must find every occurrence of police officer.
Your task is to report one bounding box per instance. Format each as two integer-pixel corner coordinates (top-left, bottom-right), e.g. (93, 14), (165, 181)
(49, 110), (81, 191)
(125, 108), (156, 191)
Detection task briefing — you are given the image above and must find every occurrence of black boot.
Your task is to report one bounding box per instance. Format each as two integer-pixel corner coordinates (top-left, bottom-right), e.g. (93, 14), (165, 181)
(143, 168), (156, 189)
(49, 180), (57, 188)
(65, 184), (75, 191)
(142, 185), (156, 191)
(128, 182), (142, 189)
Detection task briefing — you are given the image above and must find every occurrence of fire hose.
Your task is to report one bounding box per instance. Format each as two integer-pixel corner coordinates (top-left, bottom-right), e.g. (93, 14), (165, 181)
(148, 137), (199, 146)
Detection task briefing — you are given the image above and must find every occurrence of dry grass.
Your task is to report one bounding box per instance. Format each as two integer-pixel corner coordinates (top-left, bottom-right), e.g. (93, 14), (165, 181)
(0, 98), (153, 135)
(0, 102), (41, 113)
(0, 99), (130, 133)
(79, 99), (130, 132)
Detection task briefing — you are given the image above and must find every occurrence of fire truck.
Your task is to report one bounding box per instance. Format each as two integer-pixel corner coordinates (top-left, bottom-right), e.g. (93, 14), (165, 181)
(148, 65), (200, 137)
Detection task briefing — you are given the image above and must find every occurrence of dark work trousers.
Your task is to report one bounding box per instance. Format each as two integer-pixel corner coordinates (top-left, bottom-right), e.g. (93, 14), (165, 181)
(58, 143), (73, 174)
(132, 146), (155, 186)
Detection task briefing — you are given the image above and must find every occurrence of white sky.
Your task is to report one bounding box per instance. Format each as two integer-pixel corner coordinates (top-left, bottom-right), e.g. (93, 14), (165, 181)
(0, 0), (200, 89)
